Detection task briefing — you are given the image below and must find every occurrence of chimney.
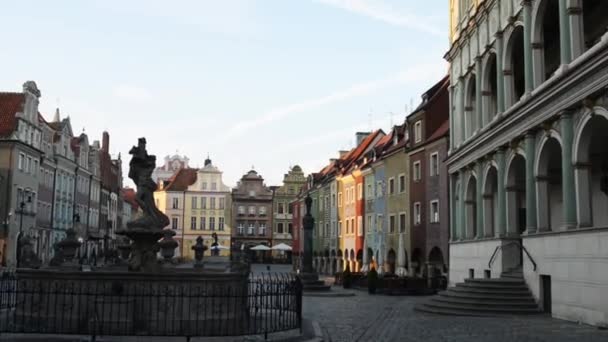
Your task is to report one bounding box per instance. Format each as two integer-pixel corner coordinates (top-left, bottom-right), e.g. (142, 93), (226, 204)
(329, 158), (337, 164)
(53, 108), (61, 123)
(338, 150), (349, 158)
(355, 132), (371, 146)
(102, 131), (110, 152)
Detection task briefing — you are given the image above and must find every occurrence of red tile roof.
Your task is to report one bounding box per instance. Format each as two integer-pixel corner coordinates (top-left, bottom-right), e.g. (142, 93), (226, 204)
(162, 168), (197, 191)
(427, 120), (449, 142)
(121, 188), (139, 210)
(0, 93), (25, 137)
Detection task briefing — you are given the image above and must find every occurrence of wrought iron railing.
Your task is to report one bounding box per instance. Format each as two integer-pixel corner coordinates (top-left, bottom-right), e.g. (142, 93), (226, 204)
(0, 271), (302, 339)
(488, 241), (537, 271)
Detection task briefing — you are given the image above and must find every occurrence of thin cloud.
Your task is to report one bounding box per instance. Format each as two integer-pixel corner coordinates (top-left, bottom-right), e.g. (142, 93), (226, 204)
(223, 61), (445, 140)
(113, 84), (152, 102)
(315, 0), (445, 37)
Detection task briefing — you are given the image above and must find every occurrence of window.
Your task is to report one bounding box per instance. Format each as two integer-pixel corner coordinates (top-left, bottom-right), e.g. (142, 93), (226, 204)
(209, 217), (215, 230)
(277, 223), (284, 233)
(331, 194), (336, 207)
(202, 197), (207, 209)
(248, 206), (256, 215)
(172, 198), (179, 209)
(211, 182), (217, 190)
(430, 200), (439, 223)
(219, 217), (225, 230)
(377, 214), (383, 232)
(351, 187), (356, 203)
(18, 153), (25, 170)
(172, 217), (179, 230)
(367, 184), (372, 198)
(238, 223), (244, 235)
(33, 160), (38, 177)
(346, 220), (350, 234)
(357, 184), (362, 200)
(191, 217), (197, 230)
(389, 178), (395, 195)
(210, 197), (216, 209)
(288, 223), (293, 234)
(338, 192), (342, 207)
(413, 161), (421, 181)
(376, 181), (383, 198)
(357, 216), (363, 236)
(247, 223), (254, 235)
(278, 202), (284, 214)
(399, 174), (405, 193)
(238, 206), (245, 215)
(389, 215), (396, 233)
(367, 215), (372, 233)
(26, 156), (32, 173)
(288, 203), (293, 214)
(414, 202), (421, 225)
(338, 221), (342, 236)
(219, 198), (225, 209)
(200, 217), (206, 230)
(399, 213), (406, 232)
(414, 120), (422, 142)
(430, 152), (439, 176)
(191, 197), (198, 209)
(259, 206), (266, 216)
(259, 223), (266, 236)
(325, 222), (329, 236)
(202, 182), (207, 190)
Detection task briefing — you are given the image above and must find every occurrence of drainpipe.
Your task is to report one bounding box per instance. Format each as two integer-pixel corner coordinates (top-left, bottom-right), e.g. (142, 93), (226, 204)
(49, 158), (58, 260)
(86, 174), (93, 260)
(2, 146), (14, 266)
(182, 190), (186, 258)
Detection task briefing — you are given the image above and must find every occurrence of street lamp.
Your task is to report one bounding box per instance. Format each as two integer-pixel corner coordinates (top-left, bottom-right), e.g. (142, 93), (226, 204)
(16, 188), (32, 268)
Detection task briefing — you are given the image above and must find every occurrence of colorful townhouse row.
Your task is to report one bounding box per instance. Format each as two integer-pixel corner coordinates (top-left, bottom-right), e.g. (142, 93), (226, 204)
(292, 76), (450, 276)
(153, 156), (306, 260)
(0, 81), (136, 267)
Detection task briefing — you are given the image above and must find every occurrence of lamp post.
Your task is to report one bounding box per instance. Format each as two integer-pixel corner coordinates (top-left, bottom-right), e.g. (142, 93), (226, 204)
(16, 188), (32, 268)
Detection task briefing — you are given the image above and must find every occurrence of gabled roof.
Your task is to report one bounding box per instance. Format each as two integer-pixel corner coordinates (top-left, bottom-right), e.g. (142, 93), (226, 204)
(0, 93), (25, 137)
(408, 75), (449, 118)
(162, 168), (197, 191)
(427, 120), (449, 142)
(339, 129), (384, 174)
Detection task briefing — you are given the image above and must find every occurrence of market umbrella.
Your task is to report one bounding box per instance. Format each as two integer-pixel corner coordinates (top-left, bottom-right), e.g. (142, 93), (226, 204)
(250, 244), (271, 251)
(271, 243), (292, 251)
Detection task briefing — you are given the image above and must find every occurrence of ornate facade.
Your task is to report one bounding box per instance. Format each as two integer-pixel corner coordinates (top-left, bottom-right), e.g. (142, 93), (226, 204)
(447, 0), (608, 326)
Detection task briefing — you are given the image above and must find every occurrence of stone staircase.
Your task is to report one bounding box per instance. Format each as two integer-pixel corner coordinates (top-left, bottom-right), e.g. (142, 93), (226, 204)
(416, 267), (542, 316)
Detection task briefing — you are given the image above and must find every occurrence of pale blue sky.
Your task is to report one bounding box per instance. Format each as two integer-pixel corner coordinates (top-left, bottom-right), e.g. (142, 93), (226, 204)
(1, 0), (448, 186)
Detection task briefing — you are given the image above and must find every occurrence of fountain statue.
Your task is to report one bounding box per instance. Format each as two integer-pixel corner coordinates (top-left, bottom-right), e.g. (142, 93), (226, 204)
(117, 138), (173, 272)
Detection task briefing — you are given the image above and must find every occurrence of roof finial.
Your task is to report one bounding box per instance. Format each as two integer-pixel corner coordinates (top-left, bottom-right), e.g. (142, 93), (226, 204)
(53, 108), (60, 122)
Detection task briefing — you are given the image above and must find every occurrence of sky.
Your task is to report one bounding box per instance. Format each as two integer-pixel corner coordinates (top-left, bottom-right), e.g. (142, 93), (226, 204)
(1, 0), (448, 187)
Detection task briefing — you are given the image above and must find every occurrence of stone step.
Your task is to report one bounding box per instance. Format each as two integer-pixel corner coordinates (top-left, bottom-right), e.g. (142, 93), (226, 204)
(439, 291), (535, 302)
(449, 286), (532, 296)
(421, 301), (542, 314)
(464, 278), (525, 285)
(415, 304), (541, 317)
(431, 296), (538, 308)
(456, 282), (529, 290)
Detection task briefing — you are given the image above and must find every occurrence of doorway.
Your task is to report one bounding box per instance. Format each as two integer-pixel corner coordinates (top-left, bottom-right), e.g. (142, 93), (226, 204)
(540, 275), (552, 313)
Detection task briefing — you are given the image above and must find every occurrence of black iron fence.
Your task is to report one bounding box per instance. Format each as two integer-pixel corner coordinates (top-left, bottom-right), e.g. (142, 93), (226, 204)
(0, 271), (302, 339)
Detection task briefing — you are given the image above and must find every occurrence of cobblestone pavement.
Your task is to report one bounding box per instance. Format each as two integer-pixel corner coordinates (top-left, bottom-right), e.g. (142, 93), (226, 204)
(303, 289), (608, 342)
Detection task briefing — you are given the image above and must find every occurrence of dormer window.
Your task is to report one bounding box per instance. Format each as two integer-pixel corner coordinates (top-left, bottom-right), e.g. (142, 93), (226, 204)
(414, 121), (422, 143)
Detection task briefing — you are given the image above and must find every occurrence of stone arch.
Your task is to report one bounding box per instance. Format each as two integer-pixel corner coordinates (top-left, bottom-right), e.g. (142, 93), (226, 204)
(386, 249), (396, 275)
(574, 107), (608, 227)
(464, 172), (478, 239)
(356, 249), (363, 272)
(464, 72), (477, 139)
(428, 247), (445, 266)
(535, 134), (564, 231)
(331, 249), (337, 274)
(482, 162), (499, 237)
(481, 50), (498, 124)
(349, 249), (355, 271)
(337, 249), (344, 272)
(503, 23), (526, 108)
(506, 152), (527, 235)
(531, 0), (561, 87)
(411, 248), (423, 276)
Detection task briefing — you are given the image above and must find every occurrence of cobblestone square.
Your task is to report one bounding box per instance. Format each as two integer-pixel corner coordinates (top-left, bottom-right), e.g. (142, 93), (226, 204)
(303, 291), (608, 342)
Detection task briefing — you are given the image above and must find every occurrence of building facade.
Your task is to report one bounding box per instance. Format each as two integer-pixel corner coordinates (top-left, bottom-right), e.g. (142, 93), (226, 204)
(231, 170), (273, 261)
(152, 154), (190, 184)
(272, 166), (305, 261)
(447, 0), (608, 326)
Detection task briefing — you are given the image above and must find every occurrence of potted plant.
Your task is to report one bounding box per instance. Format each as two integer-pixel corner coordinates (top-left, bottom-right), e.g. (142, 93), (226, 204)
(368, 267), (378, 294)
(343, 264), (352, 289)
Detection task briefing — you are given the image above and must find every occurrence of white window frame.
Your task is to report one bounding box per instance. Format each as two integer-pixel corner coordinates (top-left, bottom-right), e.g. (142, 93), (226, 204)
(399, 212), (407, 233)
(413, 161), (421, 181)
(388, 177), (395, 195)
(414, 120), (422, 143)
(357, 216), (363, 236)
(414, 202), (421, 225)
(338, 192), (342, 207)
(191, 217), (197, 230)
(430, 152), (439, 177)
(18, 153), (25, 171)
(398, 173), (406, 193)
(376, 214), (383, 232)
(218, 217), (225, 230)
(357, 184), (363, 200)
(389, 214), (396, 233)
(430, 200), (439, 223)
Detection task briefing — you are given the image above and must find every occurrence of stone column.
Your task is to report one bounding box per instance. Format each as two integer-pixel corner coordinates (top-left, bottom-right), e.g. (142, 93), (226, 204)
(525, 132), (538, 234)
(496, 32), (506, 114)
(496, 148), (507, 236)
(561, 113), (577, 228)
(450, 175), (458, 241)
(568, 0), (584, 60)
(476, 162), (484, 239)
(559, 0), (572, 64)
(459, 78), (466, 143)
(475, 58), (483, 132)
(523, 0), (534, 94)
(459, 170), (466, 239)
(449, 85), (455, 151)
